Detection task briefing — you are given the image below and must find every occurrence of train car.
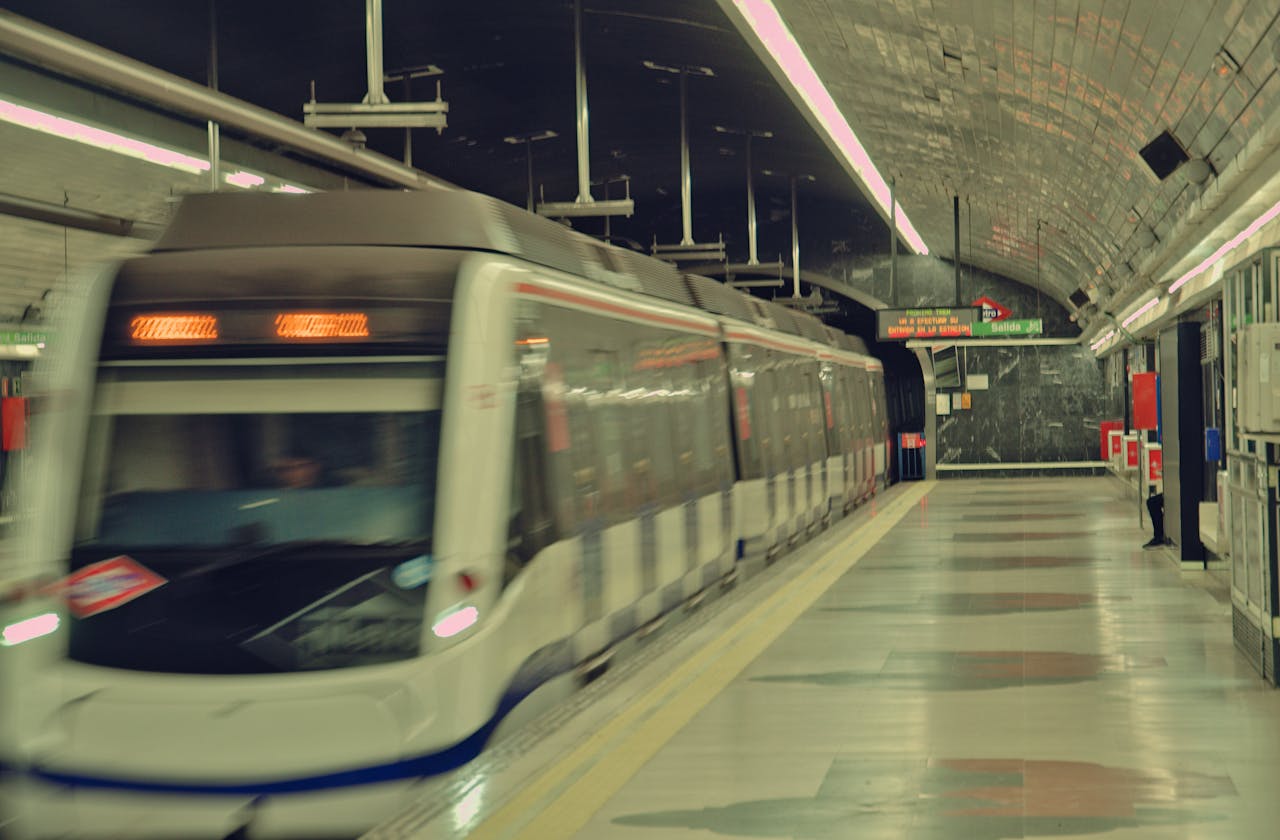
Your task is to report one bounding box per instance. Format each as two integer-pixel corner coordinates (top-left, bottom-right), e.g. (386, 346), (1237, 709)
(0, 188), (889, 839)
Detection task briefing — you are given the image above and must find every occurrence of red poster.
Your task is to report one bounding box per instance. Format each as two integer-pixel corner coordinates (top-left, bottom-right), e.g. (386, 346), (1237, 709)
(1149, 448), (1163, 482)
(1099, 420), (1123, 461)
(2, 397), (27, 451)
(1132, 372), (1159, 430)
(1126, 438), (1140, 469)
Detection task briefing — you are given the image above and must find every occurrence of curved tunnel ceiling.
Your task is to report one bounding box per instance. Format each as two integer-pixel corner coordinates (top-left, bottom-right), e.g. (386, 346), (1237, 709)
(769, 0), (1280, 309)
(1, 0), (1279, 324)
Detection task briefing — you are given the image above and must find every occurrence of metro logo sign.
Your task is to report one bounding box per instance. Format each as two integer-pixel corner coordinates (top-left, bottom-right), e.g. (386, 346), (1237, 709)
(972, 296), (1012, 322)
(46, 556), (167, 618)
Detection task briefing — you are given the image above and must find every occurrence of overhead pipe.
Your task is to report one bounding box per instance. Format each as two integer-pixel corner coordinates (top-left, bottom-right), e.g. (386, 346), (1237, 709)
(206, 0), (220, 191)
(746, 134), (758, 265)
(363, 0), (389, 105)
(0, 9), (455, 191)
(679, 71), (693, 245)
(889, 176), (897, 306)
(953, 195), (961, 306)
(0, 191), (164, 239)
(790, 175), (800, 298)
(573, 0), (593, 204)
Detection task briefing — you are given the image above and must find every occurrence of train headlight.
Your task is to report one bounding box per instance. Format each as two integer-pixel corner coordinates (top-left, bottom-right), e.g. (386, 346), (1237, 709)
(432, 605), (479, 638)
(2, 612), (60, 646)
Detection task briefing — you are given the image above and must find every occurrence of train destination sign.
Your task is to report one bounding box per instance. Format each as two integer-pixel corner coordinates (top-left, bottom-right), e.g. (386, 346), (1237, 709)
(877, 307), (982, 340)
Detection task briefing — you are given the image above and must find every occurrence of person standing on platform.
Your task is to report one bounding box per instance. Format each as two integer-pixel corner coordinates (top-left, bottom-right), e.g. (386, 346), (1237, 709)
(1144, 492), (1168, 549)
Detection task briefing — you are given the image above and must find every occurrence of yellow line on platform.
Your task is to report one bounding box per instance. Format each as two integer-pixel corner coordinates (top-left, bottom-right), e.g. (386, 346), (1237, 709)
(468, 480), (934, 840)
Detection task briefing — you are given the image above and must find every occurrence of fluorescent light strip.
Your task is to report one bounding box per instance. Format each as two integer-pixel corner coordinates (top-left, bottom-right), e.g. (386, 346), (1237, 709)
(1168, 198), (1280, 294)
(0, 97), (209, 174)
(733, 0), (928, 255)
(225, 170), (266, 188)
(1090, 329), (1116, 351)
(1122, 296), (1161, 327)
(1, 98), (314, 194)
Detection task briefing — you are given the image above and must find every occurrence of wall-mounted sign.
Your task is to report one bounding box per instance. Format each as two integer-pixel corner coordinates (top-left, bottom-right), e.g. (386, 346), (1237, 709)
(972, 296), (1011, 322)
(970, 319), (1043, 336)
(0, 330), (50, 346)
(877, 307), (982, 340)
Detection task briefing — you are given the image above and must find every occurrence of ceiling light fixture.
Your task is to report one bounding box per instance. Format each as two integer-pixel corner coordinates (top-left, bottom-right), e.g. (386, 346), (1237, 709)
(1090, 329), (1116, 351)
(0, 96), (208, 174)
(723, 0), (929, 255)
(1122, 295), (1161, 327)
(1167, 197), (1280, 294)
(224, 171), (265, 189)
(1, 97), (316, 194)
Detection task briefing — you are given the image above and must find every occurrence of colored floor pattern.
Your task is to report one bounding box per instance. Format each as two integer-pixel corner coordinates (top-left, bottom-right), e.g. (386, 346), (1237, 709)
(572, 477), (1269, 839)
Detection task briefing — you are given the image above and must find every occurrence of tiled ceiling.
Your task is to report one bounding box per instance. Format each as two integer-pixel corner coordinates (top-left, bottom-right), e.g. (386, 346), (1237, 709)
(0, 121), (169, 322)
(2, 0), (1280, 326)
(773, 0), (1280, 306)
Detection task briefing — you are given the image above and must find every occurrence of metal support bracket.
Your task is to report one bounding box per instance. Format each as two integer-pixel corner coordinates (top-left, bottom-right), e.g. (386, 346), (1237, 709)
(302, 0), (448, 132)
(537, 198), (635, 219)
(652, 236), (726, 265)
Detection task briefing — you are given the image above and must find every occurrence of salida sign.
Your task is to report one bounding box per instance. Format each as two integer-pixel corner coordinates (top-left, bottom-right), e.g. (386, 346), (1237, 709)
(972, 296), (1011, 322)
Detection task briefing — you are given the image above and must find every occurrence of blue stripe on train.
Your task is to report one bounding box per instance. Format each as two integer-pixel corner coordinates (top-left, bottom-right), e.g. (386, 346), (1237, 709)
(19, 640), (578, 797)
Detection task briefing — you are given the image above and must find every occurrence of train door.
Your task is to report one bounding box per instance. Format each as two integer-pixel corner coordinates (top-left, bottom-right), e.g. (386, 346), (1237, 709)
(820, 363), (846, 515)
(850, 367), (873, 499)
(834, 369), (858, 509)
(668, 357), (700, 581)
(801, 366), (827, 526)
(697, 354), (735, 577)
(758, 360), (791, 542)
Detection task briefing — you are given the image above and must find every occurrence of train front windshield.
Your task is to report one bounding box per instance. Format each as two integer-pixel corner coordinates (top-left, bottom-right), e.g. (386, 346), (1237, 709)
(69, 360), (443, 674)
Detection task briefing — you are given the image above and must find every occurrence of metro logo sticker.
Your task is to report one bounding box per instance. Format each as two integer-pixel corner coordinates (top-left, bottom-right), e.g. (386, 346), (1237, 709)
(971, 295), (1012, 322)
(46, 556), (167, 618)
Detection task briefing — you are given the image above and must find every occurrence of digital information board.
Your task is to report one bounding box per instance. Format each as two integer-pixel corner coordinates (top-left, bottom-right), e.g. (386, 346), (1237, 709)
(876, 307), (982, 340)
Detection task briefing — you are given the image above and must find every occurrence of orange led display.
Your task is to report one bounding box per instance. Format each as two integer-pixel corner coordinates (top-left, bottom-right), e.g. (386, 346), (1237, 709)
(275, 312), (370, 339)
(130, 314), (219, 342)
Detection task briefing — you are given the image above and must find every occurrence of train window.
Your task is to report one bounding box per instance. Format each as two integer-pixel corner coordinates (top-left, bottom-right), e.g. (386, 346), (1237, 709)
(778, 362), (803, 472)
(636, 359), (678, 509)
(507, 339), (557, 583)
(701, 356), (734, 490)
(851, 368), (872, 446)
(69, 361), (440, 675)
(667, 360), (698, 500)
(803, 369), (825, 465)
(587, 349), (629, 523)
(757, 363), (782, 477)
(689, 356), (718, 496)
(726, 345), (761, 480)
(837, 372), (855, 453)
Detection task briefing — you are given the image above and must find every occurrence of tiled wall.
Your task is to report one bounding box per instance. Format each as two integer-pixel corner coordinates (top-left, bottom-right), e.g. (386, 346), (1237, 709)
(817, 254), (1109, 468)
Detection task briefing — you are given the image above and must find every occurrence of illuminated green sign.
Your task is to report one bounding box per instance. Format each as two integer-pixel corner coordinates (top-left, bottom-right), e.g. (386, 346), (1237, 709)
(0, 331), (50, 346)
(970, 319), (1043, 337)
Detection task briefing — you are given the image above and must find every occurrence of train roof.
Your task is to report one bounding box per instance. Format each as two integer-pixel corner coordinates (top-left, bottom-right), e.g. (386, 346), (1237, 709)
(154, 189), (874, 358)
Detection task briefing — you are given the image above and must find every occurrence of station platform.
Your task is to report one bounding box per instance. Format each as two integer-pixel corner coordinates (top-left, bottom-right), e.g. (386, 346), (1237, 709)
(369, 476), (1275, 840)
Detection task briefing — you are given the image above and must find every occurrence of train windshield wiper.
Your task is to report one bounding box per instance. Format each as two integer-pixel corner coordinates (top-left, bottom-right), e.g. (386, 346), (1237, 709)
(181, 539), (431, 579)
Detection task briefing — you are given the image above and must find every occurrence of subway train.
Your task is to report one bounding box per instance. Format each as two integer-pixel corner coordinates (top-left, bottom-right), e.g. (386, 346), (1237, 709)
(0, 188), (888, 838)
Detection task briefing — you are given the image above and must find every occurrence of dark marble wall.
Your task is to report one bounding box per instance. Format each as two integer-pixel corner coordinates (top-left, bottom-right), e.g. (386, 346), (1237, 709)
(939, 344), (1110, 465)
(812, 254), (1109, 467)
